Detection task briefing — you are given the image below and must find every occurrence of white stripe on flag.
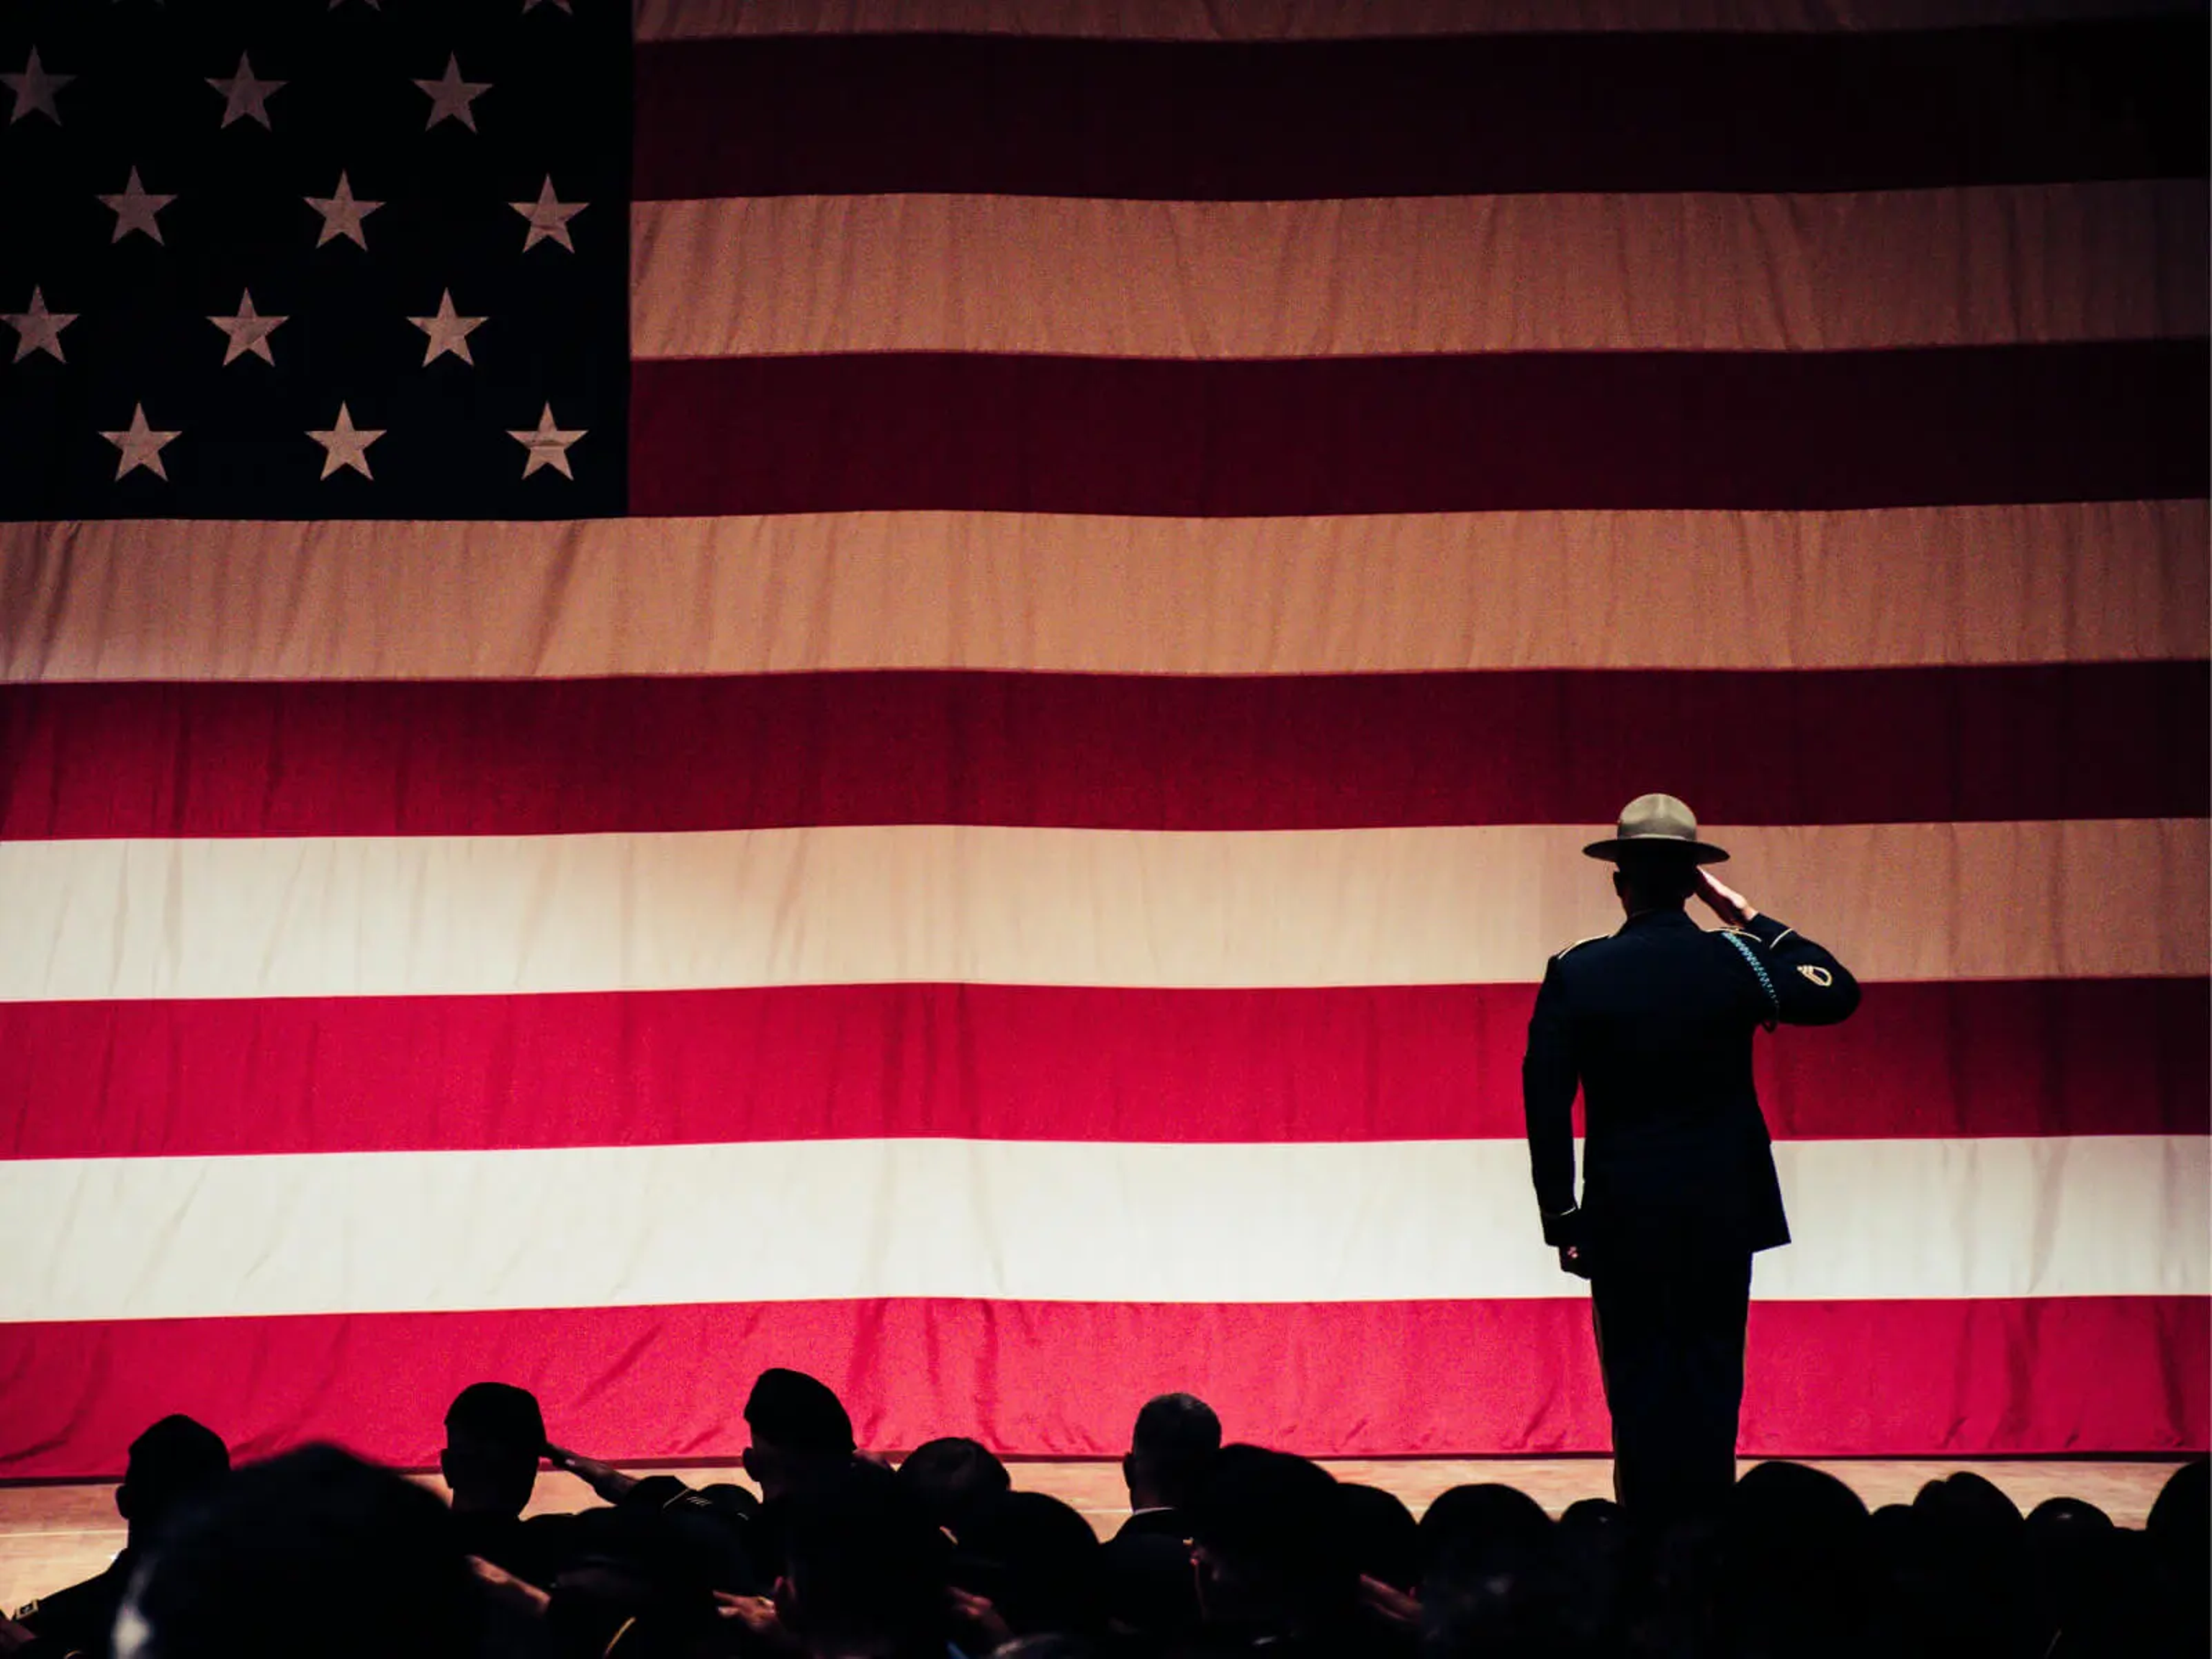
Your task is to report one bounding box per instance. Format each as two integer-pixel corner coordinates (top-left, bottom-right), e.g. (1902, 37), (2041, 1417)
(2, 1137), (2201, 1322)
(633, 184), (2206, 360)
(2, 820), (2202, 1002)
(5, 502), (2202, 683)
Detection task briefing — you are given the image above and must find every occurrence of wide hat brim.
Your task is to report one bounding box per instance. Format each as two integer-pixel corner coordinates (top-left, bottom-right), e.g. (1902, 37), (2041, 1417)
(1582, 834), (1730, 865)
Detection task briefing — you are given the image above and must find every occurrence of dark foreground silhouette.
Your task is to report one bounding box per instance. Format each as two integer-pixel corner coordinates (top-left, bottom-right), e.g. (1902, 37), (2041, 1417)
(6, 1379), (2204, 1659)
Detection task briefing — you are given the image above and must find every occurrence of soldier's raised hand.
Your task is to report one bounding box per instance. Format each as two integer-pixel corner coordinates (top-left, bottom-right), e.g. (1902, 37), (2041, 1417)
(1694, 868), (1758, 927)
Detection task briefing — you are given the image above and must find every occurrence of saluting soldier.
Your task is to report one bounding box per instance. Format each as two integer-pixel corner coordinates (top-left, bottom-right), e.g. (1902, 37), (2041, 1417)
(1522, 793), (1860, 1524)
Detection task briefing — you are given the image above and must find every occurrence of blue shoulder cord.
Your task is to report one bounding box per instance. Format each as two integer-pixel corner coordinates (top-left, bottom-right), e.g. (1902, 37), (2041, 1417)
(1719, 930), (1781, 1030)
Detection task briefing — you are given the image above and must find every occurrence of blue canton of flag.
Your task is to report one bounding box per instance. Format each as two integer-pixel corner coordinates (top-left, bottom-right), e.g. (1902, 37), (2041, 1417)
(0, 0), (629, 519)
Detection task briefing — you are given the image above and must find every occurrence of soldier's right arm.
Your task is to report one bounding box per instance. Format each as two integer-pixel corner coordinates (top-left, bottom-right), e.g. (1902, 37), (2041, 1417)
(1735, 914), (1860, 1026)
(1521, 956), (1583, 1239)
(1695, 866), (1859, 1027)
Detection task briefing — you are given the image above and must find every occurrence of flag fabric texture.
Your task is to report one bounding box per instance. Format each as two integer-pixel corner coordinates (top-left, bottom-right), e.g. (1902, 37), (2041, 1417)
(0, 0), (2206, 1477)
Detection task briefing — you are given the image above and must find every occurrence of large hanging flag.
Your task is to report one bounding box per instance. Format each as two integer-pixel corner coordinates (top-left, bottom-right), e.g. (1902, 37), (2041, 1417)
(0, 0), (2205, 1475)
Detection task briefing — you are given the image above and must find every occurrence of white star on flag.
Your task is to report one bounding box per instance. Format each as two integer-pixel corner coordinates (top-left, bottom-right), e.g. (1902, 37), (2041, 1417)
(3, 287), (77, 363)
(305, 172), (381, 249)
(101, 404), (179, 480)
(408, 289), (487, 366)
(3, 47), (73, 125)
(414, 55), (490, 131)
(207, 53), (284, 128)
(209, 290), (287, 365)
(509, 405), (585, 478)
(511, 176), (587, 253)
(99, 168), (176, 244)
(307, 404), (385, 480)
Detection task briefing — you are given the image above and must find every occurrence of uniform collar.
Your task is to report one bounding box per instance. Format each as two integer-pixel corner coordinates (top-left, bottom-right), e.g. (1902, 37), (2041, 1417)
(1619, 907), (1696, 933)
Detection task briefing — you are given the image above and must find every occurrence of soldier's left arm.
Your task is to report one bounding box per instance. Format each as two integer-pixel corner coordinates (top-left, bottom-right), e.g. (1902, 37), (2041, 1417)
(1735, 913), (1861, 1025)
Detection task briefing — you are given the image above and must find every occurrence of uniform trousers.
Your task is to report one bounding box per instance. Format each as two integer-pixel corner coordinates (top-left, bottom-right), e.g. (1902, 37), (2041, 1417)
(1589, 1246), (1754, 1523)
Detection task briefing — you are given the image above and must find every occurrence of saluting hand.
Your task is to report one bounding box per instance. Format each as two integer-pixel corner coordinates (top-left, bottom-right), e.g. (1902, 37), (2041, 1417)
(1693, 868), (1758, 927)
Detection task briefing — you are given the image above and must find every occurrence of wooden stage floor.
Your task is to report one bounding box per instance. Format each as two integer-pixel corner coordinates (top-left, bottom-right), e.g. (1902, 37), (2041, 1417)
(1, 1457), (2188, 1617)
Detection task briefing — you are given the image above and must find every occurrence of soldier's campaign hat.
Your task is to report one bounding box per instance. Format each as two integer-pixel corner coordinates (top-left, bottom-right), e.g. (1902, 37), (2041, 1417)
(1583, 793), (1730, 864)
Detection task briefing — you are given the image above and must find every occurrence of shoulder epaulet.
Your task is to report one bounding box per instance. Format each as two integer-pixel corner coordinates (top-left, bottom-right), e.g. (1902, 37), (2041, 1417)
(1552, 935), (1607, 961)
(1717, 926), (1760, 943)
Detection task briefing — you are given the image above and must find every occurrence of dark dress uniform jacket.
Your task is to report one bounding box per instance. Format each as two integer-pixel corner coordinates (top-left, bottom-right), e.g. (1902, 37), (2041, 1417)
(1523, 909), (1859, 1260)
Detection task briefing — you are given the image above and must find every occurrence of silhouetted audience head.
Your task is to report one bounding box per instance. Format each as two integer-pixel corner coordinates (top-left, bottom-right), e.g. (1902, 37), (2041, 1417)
(1420, 1482), (1553, 1577)
(2022, 1496), (2119, 1644)
(743, 1362), (853, 1503)
(953, 1490), (1102, 1638)
(1915, 1467), (2023, 1533)
(1559, 1495), (1621, 1537)
(1722, 1462), (1871, 1653)
(1123, 1391), (1220, 1513)
(115, 1444), (472, 1659)
(1186, 1445), (1356, 1641)
(117, 1415), (230, 1550)
(744, 1367), (857, 1502)
(896, 1435), (1012, 1537)
(439, 1381), (545, 1519)
(2146, 1455), (2208, 1569)
(1336, 1481), (1421, 1592)
(1419, 1483), (1569, 1659)
(2141, 1460), (2212, 1653)
(775, 1461), (948, 1658)
(1097, 1529), (1203, 1644)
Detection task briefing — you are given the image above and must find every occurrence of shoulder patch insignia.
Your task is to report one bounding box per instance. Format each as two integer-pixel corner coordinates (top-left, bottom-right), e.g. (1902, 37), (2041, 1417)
(1797, 964), (1835, 986)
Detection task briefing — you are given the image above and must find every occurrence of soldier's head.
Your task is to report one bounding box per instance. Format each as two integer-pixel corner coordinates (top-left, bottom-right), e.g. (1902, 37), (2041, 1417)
(1583, 793), (1727, 916)
(1611, 848), (1699, 916)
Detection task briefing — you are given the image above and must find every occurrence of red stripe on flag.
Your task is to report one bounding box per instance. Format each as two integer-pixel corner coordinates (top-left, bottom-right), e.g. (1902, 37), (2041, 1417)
(3, 665), (2201, 840)
(1, 1295), (2200, 1476)
(631, 20), (2208, 200)
(4, 979), (2198, 1160)
(629, 346), (2209, 518)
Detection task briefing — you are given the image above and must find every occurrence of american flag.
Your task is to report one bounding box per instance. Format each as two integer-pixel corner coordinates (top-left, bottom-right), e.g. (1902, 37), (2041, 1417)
(0, 0), (2205, 1475)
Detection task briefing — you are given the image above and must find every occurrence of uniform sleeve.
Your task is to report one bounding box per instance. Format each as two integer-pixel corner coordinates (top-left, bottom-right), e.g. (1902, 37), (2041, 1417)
(1738, 913), (1861, 1026)
(1521, 956), (1582, 1238)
